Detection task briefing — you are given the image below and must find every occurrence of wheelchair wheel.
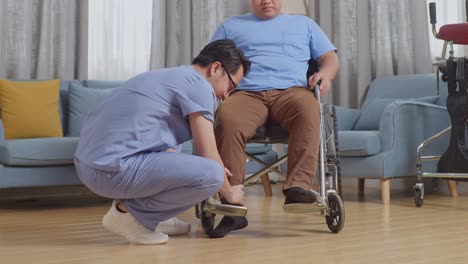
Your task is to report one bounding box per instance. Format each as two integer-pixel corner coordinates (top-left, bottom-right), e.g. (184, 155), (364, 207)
(331, 106), (343, 198)
(200, 200), (216, 234)
(325, 192), (345, 233)
(325, 105), (343, 198)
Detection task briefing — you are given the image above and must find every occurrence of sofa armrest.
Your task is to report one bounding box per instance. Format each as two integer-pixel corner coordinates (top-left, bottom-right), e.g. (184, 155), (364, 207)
(377, 101), (449, 176)
(333, 106), (360, 131)
(380, 101), (449, 151)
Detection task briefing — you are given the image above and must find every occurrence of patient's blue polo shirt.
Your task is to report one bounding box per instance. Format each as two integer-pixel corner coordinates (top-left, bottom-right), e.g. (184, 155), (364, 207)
(75, 65), (215, 171)
(211, 13), (336, 91)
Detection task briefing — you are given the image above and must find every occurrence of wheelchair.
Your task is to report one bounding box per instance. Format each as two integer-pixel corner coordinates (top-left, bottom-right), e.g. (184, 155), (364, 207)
(195, 68), (345, 233)
(413, 1), (468, 207)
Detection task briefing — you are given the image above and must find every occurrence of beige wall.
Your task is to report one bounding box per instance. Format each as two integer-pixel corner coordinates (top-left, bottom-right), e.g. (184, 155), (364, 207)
(283, 0), (308, 15)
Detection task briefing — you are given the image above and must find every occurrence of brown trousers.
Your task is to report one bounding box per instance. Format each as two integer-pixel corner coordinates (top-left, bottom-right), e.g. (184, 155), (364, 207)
(214, 87), (321, 192)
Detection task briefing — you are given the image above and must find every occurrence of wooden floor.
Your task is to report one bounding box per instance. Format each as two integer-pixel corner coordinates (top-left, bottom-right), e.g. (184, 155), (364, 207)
(1, 184), (468, 264)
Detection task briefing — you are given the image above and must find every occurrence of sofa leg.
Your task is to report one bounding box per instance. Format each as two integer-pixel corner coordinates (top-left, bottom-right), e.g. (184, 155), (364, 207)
(358, 178), (365, 197)
(261, 173), (272, 196)
(380, 179), (390, 205)
(447, 180), (458, 198)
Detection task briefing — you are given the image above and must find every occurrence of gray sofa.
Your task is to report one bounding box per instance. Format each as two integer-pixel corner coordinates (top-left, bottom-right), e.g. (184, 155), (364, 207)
(335, 74), (450, 203)
(0, 80), (277, 189)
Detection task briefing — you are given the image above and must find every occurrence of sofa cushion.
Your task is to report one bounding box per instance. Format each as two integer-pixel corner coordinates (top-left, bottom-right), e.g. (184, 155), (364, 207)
(246, 143), (273, 155)
(354, 96), (440, 130)
(338, 131), (381, 157)
(68, 83), (116, 136)
(245, 150), (278, 174)
(59, 80), (83, 135)
(0, 137), (79, 166)
(0, 80), (63, 139)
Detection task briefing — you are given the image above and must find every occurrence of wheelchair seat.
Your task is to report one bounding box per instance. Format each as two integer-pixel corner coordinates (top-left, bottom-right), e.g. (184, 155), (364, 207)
(250, 122), (288, 143)
(245, 123), (289, 196)
(249, 57), (320, 144)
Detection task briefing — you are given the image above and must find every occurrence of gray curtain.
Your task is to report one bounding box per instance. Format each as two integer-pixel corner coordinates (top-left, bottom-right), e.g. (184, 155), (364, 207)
(309, 0), (432, 108)
(0, 0), (88, 80)
(150, 0), (250, 69)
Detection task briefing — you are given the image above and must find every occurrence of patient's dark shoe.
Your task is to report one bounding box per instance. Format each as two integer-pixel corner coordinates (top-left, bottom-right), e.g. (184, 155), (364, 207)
(209, 216), (248, 238)
(283, 187), (320, 213)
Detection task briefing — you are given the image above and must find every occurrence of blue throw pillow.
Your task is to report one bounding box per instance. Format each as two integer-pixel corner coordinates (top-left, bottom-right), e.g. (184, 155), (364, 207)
(68, 83), (116, 136)
(354, 96), (439, 130)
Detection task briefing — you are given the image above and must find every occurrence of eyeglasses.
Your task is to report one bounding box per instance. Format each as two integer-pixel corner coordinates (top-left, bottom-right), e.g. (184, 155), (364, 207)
(221, 65), (238, 90)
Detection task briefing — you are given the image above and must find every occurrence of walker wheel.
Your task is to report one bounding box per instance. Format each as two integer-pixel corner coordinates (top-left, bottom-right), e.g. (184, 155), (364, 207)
(325, 192), (345, 233)
(200, 200), (216, 234)
(414, 188), (424, 207)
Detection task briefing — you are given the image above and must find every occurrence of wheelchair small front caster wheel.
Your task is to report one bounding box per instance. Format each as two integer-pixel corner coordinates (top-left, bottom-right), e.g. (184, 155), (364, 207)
(199, 200), (216, 234)
(195, 204), (201, 219)
(198, 198), (248, 234)
(325, 192), (345, 233)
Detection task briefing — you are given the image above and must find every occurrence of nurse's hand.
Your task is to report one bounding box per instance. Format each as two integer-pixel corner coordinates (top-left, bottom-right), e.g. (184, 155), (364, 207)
(223, 184), (245, 206)
(164, 148), (176, 152)
(224, 167), (233, 177)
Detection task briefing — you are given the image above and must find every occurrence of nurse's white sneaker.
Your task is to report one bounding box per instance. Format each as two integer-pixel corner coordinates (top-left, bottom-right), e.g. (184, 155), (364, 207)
(156, 217), (191, 235)
(102, 201), (169, 245)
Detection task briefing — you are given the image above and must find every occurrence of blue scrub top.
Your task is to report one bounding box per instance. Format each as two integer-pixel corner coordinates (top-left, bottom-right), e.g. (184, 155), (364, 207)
(75, 65), (216, 171)
(211, 13), (336, 91)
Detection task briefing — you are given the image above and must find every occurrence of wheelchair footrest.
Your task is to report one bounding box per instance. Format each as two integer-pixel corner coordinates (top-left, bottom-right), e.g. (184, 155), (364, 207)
(203, 200), (248, 217)
(282, 202), (324, 213)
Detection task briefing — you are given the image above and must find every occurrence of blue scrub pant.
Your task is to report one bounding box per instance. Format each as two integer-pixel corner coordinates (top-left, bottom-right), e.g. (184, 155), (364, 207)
(75, 152), (224, 231)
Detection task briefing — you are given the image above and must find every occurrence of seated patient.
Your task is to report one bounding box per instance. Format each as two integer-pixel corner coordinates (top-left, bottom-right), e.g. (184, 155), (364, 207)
(209, 0), (340, 238)
(74, 40), (251, 245)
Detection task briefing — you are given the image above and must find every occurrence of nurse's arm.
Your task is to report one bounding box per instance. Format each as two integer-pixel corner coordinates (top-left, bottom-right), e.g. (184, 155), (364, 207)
(189, 112), (244, 204)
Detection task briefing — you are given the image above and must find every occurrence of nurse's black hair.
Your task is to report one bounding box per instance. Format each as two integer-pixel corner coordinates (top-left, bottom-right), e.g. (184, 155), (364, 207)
(192, 39), (251, 76)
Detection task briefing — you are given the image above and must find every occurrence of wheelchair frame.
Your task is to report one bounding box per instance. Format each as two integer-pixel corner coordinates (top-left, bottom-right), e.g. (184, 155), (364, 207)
(195, 85), (345, 234)
(244, 99), (343, 200)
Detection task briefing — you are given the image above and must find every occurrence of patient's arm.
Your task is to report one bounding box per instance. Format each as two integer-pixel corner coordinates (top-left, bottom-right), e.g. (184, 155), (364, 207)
(189, 112), (245, 206)
(308, 51), (340, 95)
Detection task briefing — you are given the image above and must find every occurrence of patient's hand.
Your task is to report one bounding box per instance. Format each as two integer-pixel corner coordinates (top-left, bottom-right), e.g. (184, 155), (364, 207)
(308, 73), (331, 96)
(164, 148), (177, 153)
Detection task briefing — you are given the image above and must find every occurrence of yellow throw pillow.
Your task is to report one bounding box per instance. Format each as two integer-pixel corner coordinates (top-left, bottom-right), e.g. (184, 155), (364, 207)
(0, 80), (63, 139)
